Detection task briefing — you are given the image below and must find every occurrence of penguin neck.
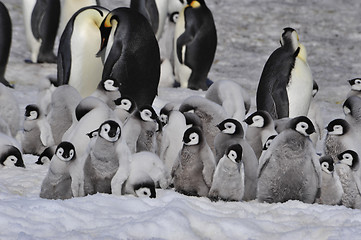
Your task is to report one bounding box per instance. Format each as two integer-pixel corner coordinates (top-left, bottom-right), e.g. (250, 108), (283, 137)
(296, 43), (308, 63)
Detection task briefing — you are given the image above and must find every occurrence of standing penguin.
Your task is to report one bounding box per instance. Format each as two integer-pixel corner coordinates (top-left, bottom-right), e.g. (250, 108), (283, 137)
(208, 144), (244, 202)
(0, 2), (12, 87)
(22, 0), (60, 63)
(57, 6), (109, 97)
(113, 96), (137, 123)
(347, 78), (361, 98)
(172, 126), (216, 197)
(91, 78), (121, 110)
(173, 0), (217, 90)
(98, 7), (160, 107)
(257, 116), (322, 204)
(40, 141), (77, 199)
(256, 27), (313, 119)
(317, 155), (343, 205)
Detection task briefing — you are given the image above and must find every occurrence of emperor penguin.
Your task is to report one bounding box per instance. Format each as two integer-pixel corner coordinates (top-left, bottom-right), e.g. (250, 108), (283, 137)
(83, 120), (122, 195)
(46, 85), (82, 145)
(205, 80), (251, 123)
(113, 96), (137, 123)
(179, 95), (229, 155)
(22, 0), (60, 63)
(173, 0), (217, 90)
(122, 171), (156, 198)
(39, 141), (77, 199)
(0, 83), (20, 137)
(20, 104), (54, 155)
(57, 6), (109, 98)
(343, 95), (361, 135)
(347, 78), (361, 98)
(307, 80), (324, 148)
(208, 144), (244, 202)
(244, 110), (278, 160)
(36, 145), (56, 165)
(98, 7), (160, 107)
(172, 126), (216, 197)
(256, 27), (313, 119)
(91, 78), (121, 110)
(0, 2), (12, 88)
(257, 116), (322, 204)
(316, 155), (343, 205)
(0, 145), (25, 168)
(130, 0), (168, 39)
(336, 150), (361, 209)
(324, 119), (359, 163)
(213, 118), (259, 201)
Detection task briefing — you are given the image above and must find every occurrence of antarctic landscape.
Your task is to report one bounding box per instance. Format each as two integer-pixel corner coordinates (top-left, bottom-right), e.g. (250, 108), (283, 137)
(1, 0), (361, 239)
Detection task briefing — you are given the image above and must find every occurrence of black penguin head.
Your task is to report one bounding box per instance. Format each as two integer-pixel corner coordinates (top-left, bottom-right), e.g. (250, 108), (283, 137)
(97, 120), (121, 142)
(288, 116), (315, 137)
(0, 146), (25, 168)
(56, 142), (76, 162)
(159, 103), (177, 126)
(114, 96), (136, 113)
(262, 134), (277, 151)
(134, 181), (156, 198)
(280, 27), (299, 51)
(102, 79), (120, 92)
(244, 110), (272, 128)
(186, 0), (204, 7)
(337, 150), (359, 171)
(326, 119), (350, 136)
(217, 118), (244, 137)
(36, 146), (55, 165)
(183, 112), (203, 129)
(319, 155), (334, 174)
(179, 103), (195, 114)
(183, 126), (202, 146)
(138, 105), (158, 122)
(25, 104), (40, 120)
(348, 78), (361, 91)
(225, 144), (243, 172)
(343, 95), (361, 117)
(312, 80), (319, 97)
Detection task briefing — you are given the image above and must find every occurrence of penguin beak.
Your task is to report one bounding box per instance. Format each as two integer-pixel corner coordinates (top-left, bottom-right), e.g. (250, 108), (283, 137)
(15, 159), (25, 168)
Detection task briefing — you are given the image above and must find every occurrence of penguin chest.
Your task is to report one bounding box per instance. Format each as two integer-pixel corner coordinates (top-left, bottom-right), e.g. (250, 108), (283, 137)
(90, 148), (119, 179)
(336, 165), (360, 208)
(286, 57), (313, 117)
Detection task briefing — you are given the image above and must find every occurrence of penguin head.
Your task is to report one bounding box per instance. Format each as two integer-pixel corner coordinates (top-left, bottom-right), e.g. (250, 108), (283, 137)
(25, 104), (40, 120)
(139, 105), (158, 122)
(288, 116), (315, 137)
(262, 134), (277, 151)
(98, 12), (115, 55)
(134, 181), (156, 198)
(36, 146), (55, 165)
(348, 78), (361, 91)
(319, 156), (334, 174)
(183, 112), (203, 129)
(280, 27), (299, 52)
(102, 79), (120, 92)
(0, 146), (25, 168)
(169, 12), (179, 23)
(312, 80), (319, 98)
(244, 110), (272, 128)
(225, 144), (243, 172)
(114, 96), (136, 113)
(217, 118), (244, 137)
(183, 126), (202, 146)
(343, 95), (361, 117)
(326, 119), (350, 136)
(337, 150), (359, 171)
(97, 120), (121, 142)
(56, 142), (76, 162)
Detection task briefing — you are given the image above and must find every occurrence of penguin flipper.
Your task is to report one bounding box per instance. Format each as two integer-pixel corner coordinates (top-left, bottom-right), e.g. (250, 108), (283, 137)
(271, 85), (289, 119)
(201, 146), (216, 188)
(57, 22), (73, 85)
(176, 31), (194, 64)
(37, 118), (55, 147)
(31, 0), (47, 40)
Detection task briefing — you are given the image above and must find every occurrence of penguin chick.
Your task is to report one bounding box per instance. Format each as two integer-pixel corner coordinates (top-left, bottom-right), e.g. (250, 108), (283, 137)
(113, 96), (137, 123)
(40, 141), (76, 199)
(122, 170), (156, 198)
(172, 126), (216, 197)
(21, 104), (54, 155)
(317, 155), (343, 205)
(343, 95), (361, 135)
(336, 150), (361, 209)
(347, 78), (361, 98)
(208, 144), (244, 202)
(83, 120), (122, 195)
(244, 110), (278, 160)
(257, 116), (322, 204)
(36, 145), (56, 165)
(0, 145), (25, 168)
(91, 78), (121, 110)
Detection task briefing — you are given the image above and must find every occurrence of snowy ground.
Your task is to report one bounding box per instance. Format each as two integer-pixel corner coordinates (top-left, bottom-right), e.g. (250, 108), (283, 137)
(1, 0), (361, 239)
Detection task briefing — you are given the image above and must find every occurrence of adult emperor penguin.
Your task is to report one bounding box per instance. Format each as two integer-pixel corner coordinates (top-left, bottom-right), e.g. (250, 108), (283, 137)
(173, 0), (217, 90)
(172, 126), (216, 197)
(256, 27), (313, 119)
(98, 7), (160, 107)
(257, 116), (322, 204)
(0, 83), (20, 137)
(130, 0), (168, 39)
(57, 5), (109, 98)
(336, 150), (361, 209)
(208, 144), (244, 202)
(307, 80), (324, 148)
(347, 78), (361, 98)
(20, 104), (54, 156)
(83, 120), (122, 195)
(244, 110), (278, 160)
(0, 2), (12, 88)
(40, 141), (77, 199)
(317, 155), (343, 205)
(22, 0), (60, 63)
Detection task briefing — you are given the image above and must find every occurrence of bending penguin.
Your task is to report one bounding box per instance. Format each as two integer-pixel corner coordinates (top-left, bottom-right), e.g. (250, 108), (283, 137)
(98, 7), (160, 107)
(256, 27), (313, 119)
(57, 6), (109, 97)
(173, 0), (217, 90)
(22, 0), (60, 63)
(0, 2), (12, 87)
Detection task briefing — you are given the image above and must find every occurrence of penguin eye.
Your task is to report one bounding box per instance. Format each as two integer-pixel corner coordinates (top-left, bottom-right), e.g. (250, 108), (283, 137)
(69, 149), (74, 159)
(228, 150), (237, 160)
(321, 162), (329, 169)
(57, 148), (64, 156)
(343, 106), (351, 115)
(143, 191), (148, 195)
(102, 124), (110, 132)
(344, 153), (352, 160)
(356, 79), (361, 84)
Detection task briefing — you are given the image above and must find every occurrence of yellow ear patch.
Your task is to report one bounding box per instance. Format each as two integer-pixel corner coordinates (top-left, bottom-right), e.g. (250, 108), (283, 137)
(104, 13), (113, 27)
(190, 1), (201, 8)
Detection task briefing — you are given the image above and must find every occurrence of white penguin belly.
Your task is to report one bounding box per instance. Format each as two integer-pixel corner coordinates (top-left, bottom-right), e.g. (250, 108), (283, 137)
(23, 0), (41, 63)
(287, 57), (313, 117)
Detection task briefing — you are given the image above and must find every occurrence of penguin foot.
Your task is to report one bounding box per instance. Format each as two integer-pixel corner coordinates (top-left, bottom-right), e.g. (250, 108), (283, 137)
(37, 53), (57, 64)
(0, 79), (14, 88)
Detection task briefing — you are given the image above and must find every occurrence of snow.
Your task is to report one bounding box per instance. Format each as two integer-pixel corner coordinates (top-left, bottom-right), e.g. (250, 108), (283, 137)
(1, 0), (361, 239)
